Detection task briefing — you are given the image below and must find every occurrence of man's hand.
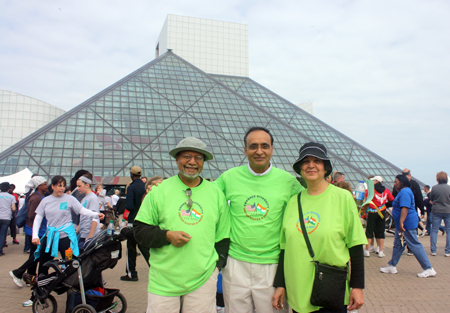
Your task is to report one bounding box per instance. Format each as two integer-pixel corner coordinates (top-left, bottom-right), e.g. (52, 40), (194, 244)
(32, 238), (40, 246)
(347, 288), (364, 311)
(166, 231), (191, 247)
(272, 287), (285, 310)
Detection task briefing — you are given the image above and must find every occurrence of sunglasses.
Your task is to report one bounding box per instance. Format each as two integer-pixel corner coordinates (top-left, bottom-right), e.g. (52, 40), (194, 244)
(185, 188), (193, 209)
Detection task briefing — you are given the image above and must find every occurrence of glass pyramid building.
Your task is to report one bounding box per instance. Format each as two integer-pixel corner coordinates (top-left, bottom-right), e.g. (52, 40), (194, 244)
(0, 51), (413, 189)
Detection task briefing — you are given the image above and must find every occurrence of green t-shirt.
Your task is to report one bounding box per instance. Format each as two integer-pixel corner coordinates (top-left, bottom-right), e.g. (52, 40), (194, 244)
(135, 175), (230, 296)
(280, 184), (367, 313)
(215, 165), (303, 264)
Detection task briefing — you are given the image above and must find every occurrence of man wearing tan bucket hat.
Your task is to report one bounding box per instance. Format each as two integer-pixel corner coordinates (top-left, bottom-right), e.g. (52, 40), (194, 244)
(134, 137), (230, 313)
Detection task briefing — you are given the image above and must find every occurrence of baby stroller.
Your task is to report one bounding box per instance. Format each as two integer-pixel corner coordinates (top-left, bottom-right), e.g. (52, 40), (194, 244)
(384, 206), (395, 234)
(31, 230), (127, 313)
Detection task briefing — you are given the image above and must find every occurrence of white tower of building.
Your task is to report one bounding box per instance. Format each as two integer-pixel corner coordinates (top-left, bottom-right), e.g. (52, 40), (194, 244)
(156, 14), (249, 77)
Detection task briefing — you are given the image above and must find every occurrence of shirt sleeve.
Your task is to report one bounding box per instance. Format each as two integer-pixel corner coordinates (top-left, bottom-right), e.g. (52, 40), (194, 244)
(32, 214), (44, 239)
(429, 190), (435, 202)
(70, 196), (85, 215)
(213, 175), (226, 196)
(27, 195), (40, 222)
(290, 177), (305, 197)
(280, 197), (294, 250)
(88, 195), (100, 223)
(398, 190), (412, 208)
(32, 200), (46, 239)
(387, 189), (395, 202)
(215, 188), (230, 242)
(135, 189), (159, 226)
(125, 185), (136, 211)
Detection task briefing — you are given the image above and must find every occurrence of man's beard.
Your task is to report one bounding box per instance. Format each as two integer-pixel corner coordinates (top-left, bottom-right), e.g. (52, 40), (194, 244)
(180, 167), (200, 179)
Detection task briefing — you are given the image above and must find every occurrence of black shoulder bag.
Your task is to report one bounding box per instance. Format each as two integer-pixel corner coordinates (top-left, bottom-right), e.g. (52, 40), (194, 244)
(297, 192), (348, 311)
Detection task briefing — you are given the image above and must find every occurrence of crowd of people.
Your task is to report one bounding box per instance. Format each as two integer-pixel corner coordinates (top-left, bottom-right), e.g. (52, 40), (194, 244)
(1, 126), (449, 313)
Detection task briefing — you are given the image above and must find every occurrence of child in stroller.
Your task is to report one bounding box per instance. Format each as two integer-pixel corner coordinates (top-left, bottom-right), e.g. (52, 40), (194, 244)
(29, 230), (127, 313)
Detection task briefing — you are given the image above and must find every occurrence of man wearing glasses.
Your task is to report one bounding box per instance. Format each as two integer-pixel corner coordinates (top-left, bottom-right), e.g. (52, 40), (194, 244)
(214, 127), (304, 313)
(134, 137), (230, 313)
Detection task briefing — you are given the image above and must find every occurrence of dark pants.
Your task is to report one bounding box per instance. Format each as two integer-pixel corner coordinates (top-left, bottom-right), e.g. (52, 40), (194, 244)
(0, 219), (9, 253)
(366, 212), (386, 239)
(125, 235), (150, 277)
(37, 236), (71, 275)
(294, 306), (347, 313)
(12, 234), (39, 278)
(24, 234), (31, 251)
(9, 214), (16, 239)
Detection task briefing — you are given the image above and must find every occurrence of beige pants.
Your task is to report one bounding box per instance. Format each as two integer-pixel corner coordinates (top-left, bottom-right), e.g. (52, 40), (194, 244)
(146, 268), (219, 313)
(222, 256), (288, 313)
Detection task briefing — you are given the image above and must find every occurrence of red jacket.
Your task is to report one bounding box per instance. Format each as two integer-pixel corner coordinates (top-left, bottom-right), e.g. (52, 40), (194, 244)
(365, 188), (394, 212)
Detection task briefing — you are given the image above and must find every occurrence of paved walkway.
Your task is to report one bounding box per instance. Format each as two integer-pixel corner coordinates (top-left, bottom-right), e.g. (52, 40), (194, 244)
(1, 231), (450, 312)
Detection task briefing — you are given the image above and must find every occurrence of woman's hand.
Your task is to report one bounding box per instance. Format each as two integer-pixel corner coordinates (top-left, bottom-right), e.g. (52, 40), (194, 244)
(98, 213), (105, 220)
(347, 288), (364, 311)
(32, 238), (40, 246)
(272, 287), (285, 310)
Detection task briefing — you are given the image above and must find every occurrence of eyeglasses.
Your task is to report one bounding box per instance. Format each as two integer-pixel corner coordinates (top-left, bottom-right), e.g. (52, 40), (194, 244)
(180, 154), (204, 162)
(185, 188), (193, 209)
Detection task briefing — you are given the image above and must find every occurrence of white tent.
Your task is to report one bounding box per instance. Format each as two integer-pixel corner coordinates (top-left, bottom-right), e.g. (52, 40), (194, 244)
(0, 168), (33, 194)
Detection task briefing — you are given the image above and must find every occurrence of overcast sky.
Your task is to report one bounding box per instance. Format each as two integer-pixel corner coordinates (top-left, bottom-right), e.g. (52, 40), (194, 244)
(1, 0), (449, 186)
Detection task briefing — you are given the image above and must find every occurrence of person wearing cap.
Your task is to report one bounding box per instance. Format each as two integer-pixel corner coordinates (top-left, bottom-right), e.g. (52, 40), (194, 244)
(0, 182), (17, 256)
(134, 137), (230, 313)
(121, 165), (149, 281)
(214, 127), (303, 313)
(273, 142), (367, 313)
(363, 176), (394, 258)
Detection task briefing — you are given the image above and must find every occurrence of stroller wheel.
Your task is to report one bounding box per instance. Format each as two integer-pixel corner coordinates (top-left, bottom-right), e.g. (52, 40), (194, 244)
(72, 303), (96, 313)
(110, 292), (127, 313)
(32, 294), (57, 313)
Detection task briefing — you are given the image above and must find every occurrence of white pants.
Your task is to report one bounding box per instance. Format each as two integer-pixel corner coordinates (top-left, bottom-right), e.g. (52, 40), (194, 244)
(222, 256), (288, 313)
(146, 268), (219, 313)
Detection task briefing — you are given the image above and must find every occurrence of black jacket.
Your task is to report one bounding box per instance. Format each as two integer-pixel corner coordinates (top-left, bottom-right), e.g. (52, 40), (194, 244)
(125, 179), (145, 223)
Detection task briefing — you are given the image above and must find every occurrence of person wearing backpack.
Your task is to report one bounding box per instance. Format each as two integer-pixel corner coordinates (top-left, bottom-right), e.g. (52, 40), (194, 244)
(9, 177), (48, 291)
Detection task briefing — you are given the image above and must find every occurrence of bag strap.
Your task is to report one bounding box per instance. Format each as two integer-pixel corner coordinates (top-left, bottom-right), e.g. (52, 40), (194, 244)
(297, 192), (315, 261)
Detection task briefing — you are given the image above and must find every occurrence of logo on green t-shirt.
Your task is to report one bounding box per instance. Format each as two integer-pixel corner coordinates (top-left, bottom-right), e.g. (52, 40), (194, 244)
(296, 211), (321, 234)
(243, 195), (269, 221)
(178, 202), (204, 225)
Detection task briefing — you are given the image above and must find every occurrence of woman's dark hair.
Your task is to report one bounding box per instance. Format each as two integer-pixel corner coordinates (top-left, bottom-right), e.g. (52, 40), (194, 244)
(395, 174), (410, 189)
(48, 175), (67, 194)
(70, 169), (89, 192)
